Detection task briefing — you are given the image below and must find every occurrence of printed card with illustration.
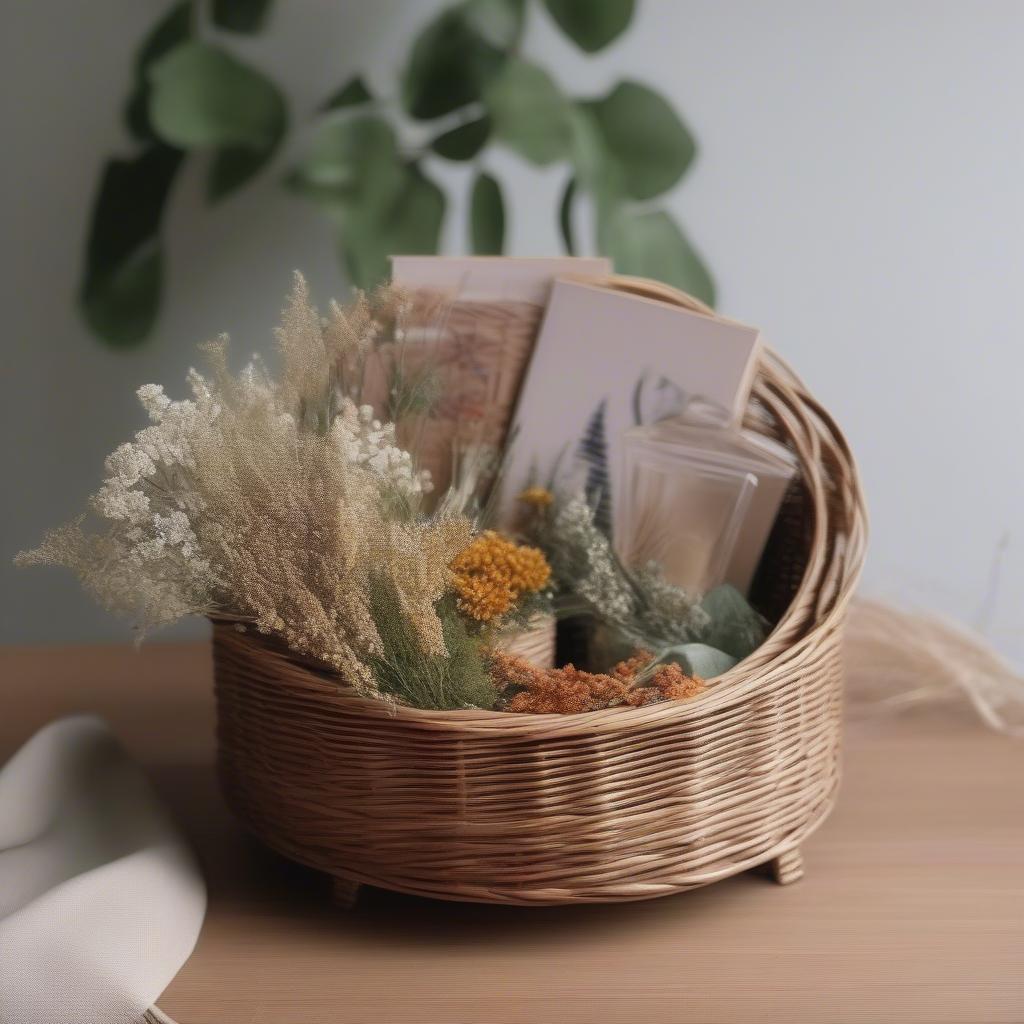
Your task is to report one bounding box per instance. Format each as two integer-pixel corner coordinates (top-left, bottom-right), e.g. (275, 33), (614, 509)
(391, 256), (611, 302)
(381, 257), (611, 500)
(499, 279), (763, 547)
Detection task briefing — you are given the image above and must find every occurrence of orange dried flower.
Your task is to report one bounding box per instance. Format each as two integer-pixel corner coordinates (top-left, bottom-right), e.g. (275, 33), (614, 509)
(493, 649), (706, 714)
(648, 662), (706, 701)
(517, 486), (554, 509)
(450, 531), (551, 622)
(609, 650), (654, 681)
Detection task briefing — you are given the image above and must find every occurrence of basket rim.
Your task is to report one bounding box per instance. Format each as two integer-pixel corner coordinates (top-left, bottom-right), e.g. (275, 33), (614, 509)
(213, 613), (844, 738)
(212, 277), (867, 737)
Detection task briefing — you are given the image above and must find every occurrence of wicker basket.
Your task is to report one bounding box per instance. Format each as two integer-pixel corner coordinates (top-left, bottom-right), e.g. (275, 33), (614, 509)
(212, 278), (867, 907)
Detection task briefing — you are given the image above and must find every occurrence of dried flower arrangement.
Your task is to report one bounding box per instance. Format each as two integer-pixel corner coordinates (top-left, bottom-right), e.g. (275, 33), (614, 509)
(18, 275), (751, 714)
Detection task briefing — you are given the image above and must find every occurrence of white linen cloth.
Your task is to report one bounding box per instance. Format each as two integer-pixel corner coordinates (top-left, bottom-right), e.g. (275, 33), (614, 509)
(0, 715), (206, 1024)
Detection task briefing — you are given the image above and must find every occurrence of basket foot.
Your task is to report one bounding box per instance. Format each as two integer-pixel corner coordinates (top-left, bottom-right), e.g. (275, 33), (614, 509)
(767, 848), (804, 885)
(331, 876), (362, 909)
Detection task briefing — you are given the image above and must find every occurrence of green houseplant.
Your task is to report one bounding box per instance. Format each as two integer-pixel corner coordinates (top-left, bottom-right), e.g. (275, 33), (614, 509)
(81, 0), (715, 346)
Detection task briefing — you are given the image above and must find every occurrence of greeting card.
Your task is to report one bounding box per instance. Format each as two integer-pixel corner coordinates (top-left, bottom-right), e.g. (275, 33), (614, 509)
(499, 279), (763, 542)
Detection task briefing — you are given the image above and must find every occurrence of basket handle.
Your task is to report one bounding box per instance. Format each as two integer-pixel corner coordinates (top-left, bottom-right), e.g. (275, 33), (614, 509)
(601, 274), (715, 318)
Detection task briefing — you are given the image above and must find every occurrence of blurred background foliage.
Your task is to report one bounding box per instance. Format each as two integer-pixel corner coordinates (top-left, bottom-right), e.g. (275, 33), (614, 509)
(81, 0), (714, 347)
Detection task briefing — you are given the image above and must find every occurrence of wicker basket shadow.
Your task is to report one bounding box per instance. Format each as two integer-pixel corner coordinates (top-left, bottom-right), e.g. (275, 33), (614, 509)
(212, 278), (867, 907)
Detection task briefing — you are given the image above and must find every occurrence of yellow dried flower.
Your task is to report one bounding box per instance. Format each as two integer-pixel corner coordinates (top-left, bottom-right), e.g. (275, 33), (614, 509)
(450, 530), (551, 622)
(518, 486), (554, 509)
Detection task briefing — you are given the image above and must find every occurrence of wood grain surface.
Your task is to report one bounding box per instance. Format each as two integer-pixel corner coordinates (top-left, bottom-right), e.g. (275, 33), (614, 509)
(2, 642), (1021, 1023)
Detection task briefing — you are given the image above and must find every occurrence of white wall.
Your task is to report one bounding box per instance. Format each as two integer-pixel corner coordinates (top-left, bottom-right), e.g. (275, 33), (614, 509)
(4, 1), (1022, 664)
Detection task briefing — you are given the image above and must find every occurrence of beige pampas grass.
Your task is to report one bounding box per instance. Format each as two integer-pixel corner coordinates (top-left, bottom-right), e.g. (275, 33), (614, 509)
(846, 597), (1024, 737)
(17, 274), (486, 703)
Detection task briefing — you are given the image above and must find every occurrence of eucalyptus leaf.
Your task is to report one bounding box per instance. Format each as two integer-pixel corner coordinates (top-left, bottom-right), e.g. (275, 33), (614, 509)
(401, 6), (505, 120)
(81, 146), (182, 293)
(656, 643), (738, 679)
(470, 172), (504, 254)
(82, 250), (164, 349)
(379, 164), (446, 255)
(83, 0), (715, 348)
(79, 145), (183, 347)
(558, 176), (577, 254)
(125, 89), (157, 144)
(484, 57), (572, 165)
(290, 116), (405, 216)
(543, 0), (634, 52)
(463, 0), (526, 49)
(698, 585), (768, 660)
(338, 165), (446, 288)
(148, 41), (286, 151)
(604, 207), (715, 306)
(135, 2), (193, 73)
(431, 116), (491, 161)
(586, 80), (695, 200)
(208, 145), (273, 201)
(211, 0), (272, 33)
(319, 75), (373, 112)
(567, 102), (615, 197)
(124, 1), (193, 142)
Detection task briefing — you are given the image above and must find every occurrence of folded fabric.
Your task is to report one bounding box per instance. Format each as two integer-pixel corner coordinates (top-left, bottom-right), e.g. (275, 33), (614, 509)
(0, 715), (206, 1024)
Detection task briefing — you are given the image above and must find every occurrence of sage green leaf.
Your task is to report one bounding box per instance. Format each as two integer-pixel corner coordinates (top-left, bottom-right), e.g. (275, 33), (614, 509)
(148, 42), (286, 151)
(657, 643), (738, 679)
(401, 6), (504, 120)
(319, 75), (372, 112)
(698, 585), (768, 660)
(125, 88), (157, 143)
(211, 0), (272, 33)
(82, 250), (165, 349)
(124, 1), (193, 142)
(290, 115), (405, 216)
(604, 207), (715, 306)
(79, 145), (183, 346)
(586, 81), (695, 200)
(470, 171), (504, 254)
(464, 0), (526, 49)
(207, 145), (273, 201)
(388, 166), (447, 256)
(431, 116), (491, 161)
(567, 102), (616, 196)
(484, 58), (572, 165)
(83, 147), (182, 281)
(558, 176), (577, 254)
(338, 165), (446, 288)
(135, 2), (193, 73)
(543, 0), (634, 52)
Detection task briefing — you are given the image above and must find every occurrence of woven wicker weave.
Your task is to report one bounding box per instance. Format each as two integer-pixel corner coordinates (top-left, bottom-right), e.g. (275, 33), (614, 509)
(212, 277), (867, 906)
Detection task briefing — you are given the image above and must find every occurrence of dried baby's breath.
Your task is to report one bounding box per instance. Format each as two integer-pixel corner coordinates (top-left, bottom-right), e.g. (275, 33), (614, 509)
(529, 493), (710, 654)
(17, 274), (481, 701)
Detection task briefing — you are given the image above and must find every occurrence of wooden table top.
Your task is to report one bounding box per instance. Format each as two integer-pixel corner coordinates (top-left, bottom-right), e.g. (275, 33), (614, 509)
(2, 642), (1022, 1023)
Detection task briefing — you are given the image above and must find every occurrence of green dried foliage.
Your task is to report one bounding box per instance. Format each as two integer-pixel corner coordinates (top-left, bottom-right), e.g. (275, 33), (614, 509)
(386, 359), (443, 423)
(369, 588), (496, 710)
(529, 492), (766, 676)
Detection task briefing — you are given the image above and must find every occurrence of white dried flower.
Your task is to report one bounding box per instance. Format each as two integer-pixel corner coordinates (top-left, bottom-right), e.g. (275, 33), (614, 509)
(624, 563), (709, 648)
(551, 497), (635, 622)
(18, 276), (473, 704)
(330, 396), (432, 498)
